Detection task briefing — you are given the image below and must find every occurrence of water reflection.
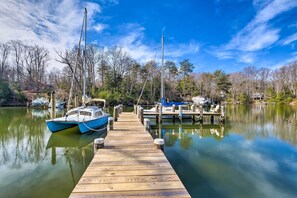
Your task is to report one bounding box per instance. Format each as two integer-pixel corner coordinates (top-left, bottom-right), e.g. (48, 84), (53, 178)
(227, 104), (297, 145)
(151, 124), (226, 150)
(0, 107), (106, 198)
(152, 104), (297, 198)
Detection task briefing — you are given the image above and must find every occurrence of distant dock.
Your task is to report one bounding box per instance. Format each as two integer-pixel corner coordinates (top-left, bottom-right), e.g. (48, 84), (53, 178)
(135, 104), (225, 123)
(70, 112), (191, 198)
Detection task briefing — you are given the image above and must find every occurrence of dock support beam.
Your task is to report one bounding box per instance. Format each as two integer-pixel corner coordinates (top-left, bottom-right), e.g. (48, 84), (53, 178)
(199, 105), (203, 123)
(140, 107), (144, 124)
(159, 104), (162, 123)
(108, 117), (114, 130)
(178, 105), (182, 122)
(220, 105), (225, 123)
(191, 105), (196, 122)
(50, 91), (56, 119)
(113, 106), (118, 122)
(144, 118), (151, 132)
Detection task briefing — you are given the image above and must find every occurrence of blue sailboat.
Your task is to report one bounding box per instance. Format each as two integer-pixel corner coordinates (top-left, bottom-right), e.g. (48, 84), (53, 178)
(46, 8), (109, 133)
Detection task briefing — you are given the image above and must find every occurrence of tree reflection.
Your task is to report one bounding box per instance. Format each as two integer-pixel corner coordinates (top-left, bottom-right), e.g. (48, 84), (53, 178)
(227, 104), (297, 145)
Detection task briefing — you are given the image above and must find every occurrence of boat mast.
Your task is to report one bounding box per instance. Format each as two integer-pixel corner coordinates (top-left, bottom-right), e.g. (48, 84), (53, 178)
(161, 33), (165, 99)
(83, 8), (87, 106)
(67, 8), (85, 111)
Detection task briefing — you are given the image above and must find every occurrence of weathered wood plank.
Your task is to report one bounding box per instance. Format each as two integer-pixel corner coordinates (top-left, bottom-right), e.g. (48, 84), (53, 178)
(77, 175), (180, 184)
(87, 162), (172, 170)
(72, 181), (186, 192)
(70, 189), (190, 198)
(83, 168), (176, 177)
(70, 112), (190, 197)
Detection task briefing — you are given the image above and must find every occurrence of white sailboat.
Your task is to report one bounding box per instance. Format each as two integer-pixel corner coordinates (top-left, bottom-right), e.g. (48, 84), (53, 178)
(46, 8), (109, 134)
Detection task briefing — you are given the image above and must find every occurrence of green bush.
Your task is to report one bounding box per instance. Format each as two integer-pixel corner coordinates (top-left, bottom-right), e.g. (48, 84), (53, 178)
(0, 81), (12, 103)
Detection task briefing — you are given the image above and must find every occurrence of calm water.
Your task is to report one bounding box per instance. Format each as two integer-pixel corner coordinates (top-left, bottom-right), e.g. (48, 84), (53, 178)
(150, 104), (297, 198)
(0, 107), (106, 198)
(0, 105), (297, 198)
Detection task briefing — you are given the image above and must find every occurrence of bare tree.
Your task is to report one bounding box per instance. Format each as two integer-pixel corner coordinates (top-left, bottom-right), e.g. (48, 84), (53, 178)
(10, 40), (24, 85)
(0, 42), (10, 81)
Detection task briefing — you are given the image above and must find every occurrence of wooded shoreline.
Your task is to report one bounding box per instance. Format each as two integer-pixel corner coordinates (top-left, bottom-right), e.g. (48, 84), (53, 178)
(1, 40), (297, 107)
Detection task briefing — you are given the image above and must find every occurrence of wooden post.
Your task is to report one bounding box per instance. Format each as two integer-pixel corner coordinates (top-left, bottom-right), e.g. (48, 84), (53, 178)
(140, 107), (144, 124)
(191, 105), (195, 122)
(154, 138), (164, 150)
(159, 104), (162, 123)
(135, 105), (138, 116)
(133, 105), (136, 114)
(155, 104), (159, 113)
(199, 105), (203, 123)
(171, 104), (175, 112)
(144, 118), (150, 132)
(178, 105), (182, 122)
(50, 91), (56, 119)
(113, 106), (118, 122)
(220, 105), (225, 123)
(118, 104), (122, 114)
(94, 138), (104, 150)
(108, 117), (114, 130)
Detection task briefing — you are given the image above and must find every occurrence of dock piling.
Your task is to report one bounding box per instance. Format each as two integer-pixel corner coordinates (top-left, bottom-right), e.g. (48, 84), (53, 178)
(144, 118), (151, 132)
(154, 138), (164, 150)
(159, 104), (163, 123)
(178, 105), (183, 122)
(113, 106), (118, 122)
(94, 138), (104, 150)
(140, 107), (144, 124)
(108, 117), (114, 130)
(220, 105), (225, 123)
(50, 91), (56, 119)
(199, 105), (203, 123)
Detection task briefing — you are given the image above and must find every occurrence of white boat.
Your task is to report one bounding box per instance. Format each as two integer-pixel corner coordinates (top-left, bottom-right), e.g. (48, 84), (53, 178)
(46, 8), (109, 134)
(192, 96), (211, 107)
(48, 99), (65, 108)
(31, 97), (49, 107)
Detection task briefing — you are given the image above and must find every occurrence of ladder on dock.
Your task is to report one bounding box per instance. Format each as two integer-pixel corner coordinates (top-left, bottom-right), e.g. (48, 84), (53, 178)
(70, 112), (191, 198)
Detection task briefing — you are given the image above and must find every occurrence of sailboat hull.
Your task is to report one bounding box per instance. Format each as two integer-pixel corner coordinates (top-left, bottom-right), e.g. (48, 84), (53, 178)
(46, 120), (77, 132)
(78, 115), (109, 133)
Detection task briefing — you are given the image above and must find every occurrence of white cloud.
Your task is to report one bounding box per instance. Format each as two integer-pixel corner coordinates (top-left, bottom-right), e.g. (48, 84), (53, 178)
(210, 0), (297, 64)
(226, 24), (280, 51)
(114, 23), (200, 64)
(282, 33), (297, 45)
(93, 23), (108, 33)
(166, 41), (200, 58)
(0, 0), (102, 70)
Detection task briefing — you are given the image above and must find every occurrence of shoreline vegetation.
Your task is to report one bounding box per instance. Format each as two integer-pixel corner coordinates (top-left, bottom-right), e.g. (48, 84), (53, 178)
(1, 40), (297, 107)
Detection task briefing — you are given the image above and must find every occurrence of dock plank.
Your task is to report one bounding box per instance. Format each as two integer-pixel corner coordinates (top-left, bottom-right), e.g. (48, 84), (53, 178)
(70, 112), (191, 198)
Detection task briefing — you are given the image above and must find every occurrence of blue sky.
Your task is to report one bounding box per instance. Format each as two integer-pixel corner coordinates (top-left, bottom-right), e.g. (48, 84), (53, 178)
(1, 0), (297, 73)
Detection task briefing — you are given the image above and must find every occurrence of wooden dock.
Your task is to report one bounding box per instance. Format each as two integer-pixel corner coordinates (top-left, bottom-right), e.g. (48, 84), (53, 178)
(70, 112), (191, 198)
(135, 104), (225, 124)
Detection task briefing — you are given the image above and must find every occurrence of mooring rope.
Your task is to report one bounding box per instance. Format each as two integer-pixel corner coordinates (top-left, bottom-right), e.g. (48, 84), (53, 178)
(80, 121), (108, 132)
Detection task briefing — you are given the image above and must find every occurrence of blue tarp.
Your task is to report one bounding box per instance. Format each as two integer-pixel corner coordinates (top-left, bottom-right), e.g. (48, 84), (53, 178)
(160, 98), (186, 107)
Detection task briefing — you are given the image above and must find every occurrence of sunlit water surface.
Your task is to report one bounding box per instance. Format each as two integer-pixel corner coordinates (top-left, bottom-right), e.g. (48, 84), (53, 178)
(0, 105), (297, 198)
(150, 104), (297, 198)
(0, 107), (106, 198)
